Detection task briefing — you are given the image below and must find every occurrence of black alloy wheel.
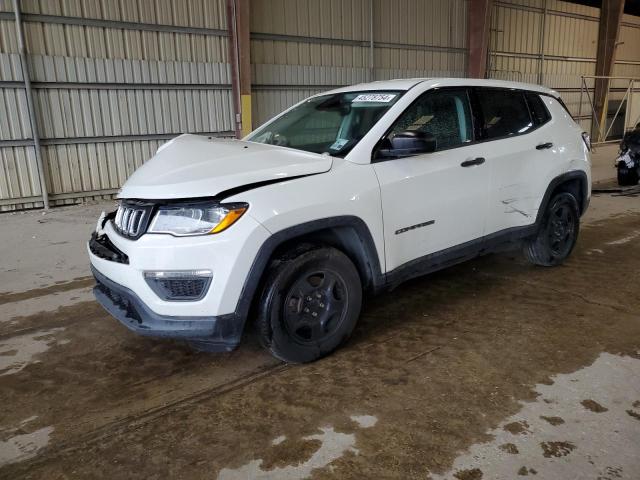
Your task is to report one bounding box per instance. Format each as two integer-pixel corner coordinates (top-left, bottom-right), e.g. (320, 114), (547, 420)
(283, 269), (349, 344)
(257, 245), (362, 363)
(524, 192), (580, 267)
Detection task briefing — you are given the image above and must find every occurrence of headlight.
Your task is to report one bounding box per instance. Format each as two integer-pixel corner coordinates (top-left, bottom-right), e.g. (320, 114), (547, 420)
(148, 202), (248, 236)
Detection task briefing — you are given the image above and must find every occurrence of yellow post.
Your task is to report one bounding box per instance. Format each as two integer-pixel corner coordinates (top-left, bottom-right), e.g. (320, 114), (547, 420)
(241, 94), (252, 138)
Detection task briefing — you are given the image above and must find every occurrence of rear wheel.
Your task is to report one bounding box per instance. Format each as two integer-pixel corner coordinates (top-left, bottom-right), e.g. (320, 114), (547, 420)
(256, 245), (362, 363)
(524, 192), (580, 267)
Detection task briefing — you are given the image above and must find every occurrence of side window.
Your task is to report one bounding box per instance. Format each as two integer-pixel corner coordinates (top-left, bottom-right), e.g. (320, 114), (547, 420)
(476, 89), (533, 139)
(390, 89), (473, 151)
(525, 93), (551, 126)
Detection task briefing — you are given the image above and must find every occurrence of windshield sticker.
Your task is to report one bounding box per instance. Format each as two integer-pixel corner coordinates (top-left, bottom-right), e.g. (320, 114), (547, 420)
(352, 93), (397, 103)
(329, 138), (349, 150)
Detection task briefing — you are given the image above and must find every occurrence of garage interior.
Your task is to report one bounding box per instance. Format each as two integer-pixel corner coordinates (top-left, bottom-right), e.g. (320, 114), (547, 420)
(1, 0), (640, 479)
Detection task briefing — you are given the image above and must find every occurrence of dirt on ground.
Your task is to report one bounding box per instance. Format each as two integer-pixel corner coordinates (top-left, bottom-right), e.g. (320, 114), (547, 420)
(0, 194), (639, 479)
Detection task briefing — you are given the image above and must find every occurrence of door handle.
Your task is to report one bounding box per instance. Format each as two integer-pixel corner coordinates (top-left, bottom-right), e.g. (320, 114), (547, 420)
(536, 142), (553, 150)
(460, 157), (486, 167)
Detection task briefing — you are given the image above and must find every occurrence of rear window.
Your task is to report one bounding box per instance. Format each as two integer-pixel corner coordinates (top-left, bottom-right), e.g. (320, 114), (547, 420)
(525, 93), (551, 126)
(476, 89), (533, 139)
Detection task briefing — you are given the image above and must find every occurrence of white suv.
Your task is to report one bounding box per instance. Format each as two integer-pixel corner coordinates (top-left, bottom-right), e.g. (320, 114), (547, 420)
(89, 78), (591, 363)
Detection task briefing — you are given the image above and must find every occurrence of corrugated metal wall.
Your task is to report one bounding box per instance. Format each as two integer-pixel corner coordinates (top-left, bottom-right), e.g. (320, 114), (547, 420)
(488, 0), (640, 133)
(0, 0), (232, 210)
(250, 0), (468, 126)
(4, 1), (640, 210)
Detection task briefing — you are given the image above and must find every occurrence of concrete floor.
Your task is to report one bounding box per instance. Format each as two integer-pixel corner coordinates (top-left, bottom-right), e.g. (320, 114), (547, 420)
(1, 144), (639, 479)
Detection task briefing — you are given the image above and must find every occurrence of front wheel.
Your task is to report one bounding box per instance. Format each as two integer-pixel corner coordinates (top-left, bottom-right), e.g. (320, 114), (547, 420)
(523, 192), (580, 267)
(256, 245), (362, 363)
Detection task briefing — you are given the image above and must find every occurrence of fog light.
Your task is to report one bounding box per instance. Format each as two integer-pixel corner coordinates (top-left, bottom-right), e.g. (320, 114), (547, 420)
(144, 270), (212, 301)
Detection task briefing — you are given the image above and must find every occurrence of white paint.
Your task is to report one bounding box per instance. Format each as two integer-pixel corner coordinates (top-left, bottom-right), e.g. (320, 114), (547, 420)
(0, 328), (67, 376)
(0, 425), (54, 467)
(350, 414), (378, 429)
(120, 134), (333, 200)
(429, 353), (640, 480)
(271, 435), (286, 446)
(606, 230), (640, 245)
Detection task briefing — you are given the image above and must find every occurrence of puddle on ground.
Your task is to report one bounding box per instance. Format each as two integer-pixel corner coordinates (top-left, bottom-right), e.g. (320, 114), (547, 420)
(0, 416), (53, 467)
(606, 229), (640, 245)
(0, 287), (94, 322)
(350, 414), (378, 429)
(217, 415), (378, 480)
(0, 328), (69, 376)
(429, 353), (640, 480)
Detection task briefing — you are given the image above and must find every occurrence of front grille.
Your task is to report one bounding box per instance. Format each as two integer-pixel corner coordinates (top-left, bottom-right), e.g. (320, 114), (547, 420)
(113, 201), (154, 239)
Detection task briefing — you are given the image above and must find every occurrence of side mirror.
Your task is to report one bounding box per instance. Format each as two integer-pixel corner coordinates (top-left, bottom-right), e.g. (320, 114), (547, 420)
(376, 131), (437, 159)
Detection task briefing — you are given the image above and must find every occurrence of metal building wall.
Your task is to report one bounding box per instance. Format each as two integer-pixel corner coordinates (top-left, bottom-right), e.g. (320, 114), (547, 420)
(488, 0), (640, 133)
(0, 0), (232, 211)
(250, 0), (468, 127)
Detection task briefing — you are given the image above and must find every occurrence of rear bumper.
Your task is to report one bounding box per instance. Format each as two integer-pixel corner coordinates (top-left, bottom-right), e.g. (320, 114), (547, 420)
(91, 266), (242, 351)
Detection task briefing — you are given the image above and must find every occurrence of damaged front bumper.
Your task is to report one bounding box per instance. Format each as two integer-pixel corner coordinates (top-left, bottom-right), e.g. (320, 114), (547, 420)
(91, 265), (242, 352)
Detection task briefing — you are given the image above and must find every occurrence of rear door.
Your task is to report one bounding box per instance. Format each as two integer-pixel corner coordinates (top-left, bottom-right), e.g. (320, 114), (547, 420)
(373, 88), (491, 272)
(474, 88), (555, 235)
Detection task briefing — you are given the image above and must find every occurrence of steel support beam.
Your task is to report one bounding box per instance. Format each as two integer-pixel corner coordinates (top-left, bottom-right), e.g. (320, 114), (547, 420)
(467, 0), (493, 78)
(12, 0), (49, 209)
(369, 0), (375, 81)
(593, 0), (625, 141)
(226, 0), (251, 138)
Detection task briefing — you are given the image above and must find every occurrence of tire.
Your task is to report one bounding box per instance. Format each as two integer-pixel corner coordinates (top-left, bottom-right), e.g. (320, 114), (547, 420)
(523, 192), (580, 267)
(256, 245), (362, 363)
(617, 163), (639, 186)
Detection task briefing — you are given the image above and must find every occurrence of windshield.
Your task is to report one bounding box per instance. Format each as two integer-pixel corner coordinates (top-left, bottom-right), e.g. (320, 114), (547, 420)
(246, 91), (403, 156)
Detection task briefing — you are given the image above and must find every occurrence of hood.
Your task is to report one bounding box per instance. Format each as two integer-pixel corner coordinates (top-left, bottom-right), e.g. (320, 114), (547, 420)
(118, 134), (333, 199)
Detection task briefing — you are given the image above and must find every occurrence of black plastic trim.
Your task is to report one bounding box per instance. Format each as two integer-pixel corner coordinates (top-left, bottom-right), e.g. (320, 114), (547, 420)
(92, 266), (241, 350)
(384, 223), (537, 288)
(144, 275), (212, 302)
(535, 170), (590, 219)
(233, 216), (385, 323)
(89, 232), (129, 264)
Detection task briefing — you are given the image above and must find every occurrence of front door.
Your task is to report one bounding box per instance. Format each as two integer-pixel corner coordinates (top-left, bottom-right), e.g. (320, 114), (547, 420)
(373, 88), (490, 273)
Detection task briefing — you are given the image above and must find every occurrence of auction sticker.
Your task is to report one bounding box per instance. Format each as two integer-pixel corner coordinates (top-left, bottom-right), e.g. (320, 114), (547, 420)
(352, 93), (397, 103)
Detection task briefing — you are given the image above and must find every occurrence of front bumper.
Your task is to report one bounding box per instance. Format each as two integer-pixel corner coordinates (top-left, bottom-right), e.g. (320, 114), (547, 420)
(92, 266), (241, 351)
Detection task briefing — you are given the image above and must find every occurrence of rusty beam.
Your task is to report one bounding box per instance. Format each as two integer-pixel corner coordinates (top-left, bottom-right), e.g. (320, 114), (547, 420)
(593, 0), (625, 141)
(467, 0), (493, 78)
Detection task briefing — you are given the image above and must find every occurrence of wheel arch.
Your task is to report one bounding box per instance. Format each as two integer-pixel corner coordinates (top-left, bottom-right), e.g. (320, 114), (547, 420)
(536, 170), (589, 226)
(233, 216), (384, 325)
